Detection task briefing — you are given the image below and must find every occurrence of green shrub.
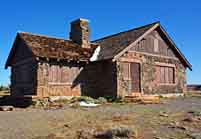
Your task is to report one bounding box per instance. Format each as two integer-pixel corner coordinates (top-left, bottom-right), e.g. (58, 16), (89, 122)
(104, 96), (124, 103)
(97, 97), (108, 104)
(31, 99), (50, 107)
(104, 96), (116, 102)
(114, 97), (124, 103)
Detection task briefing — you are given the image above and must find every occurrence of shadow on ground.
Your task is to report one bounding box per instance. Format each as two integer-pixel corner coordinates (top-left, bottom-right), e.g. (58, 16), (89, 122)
(0, 95), (33, 108)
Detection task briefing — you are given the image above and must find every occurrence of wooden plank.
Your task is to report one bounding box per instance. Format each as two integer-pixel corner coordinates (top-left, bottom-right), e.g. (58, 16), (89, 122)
(165, 67), (169, 84)
(130, 63), (141, 92)
(120, 62), (127, 80)
(114, 23), (160, 60)
(160, 66), (165, 83)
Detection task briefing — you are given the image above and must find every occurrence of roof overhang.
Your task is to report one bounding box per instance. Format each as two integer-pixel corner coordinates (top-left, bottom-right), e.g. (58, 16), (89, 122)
(113, 23), (192, 70)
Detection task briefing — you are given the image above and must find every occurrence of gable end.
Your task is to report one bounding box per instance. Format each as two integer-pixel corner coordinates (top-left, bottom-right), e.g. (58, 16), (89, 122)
(113, 24), (192, 70)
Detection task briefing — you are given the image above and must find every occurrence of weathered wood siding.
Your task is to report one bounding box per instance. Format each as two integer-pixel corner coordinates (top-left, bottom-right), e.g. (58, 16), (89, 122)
(10, 40), (34, 64)
(36, 60), (117, 98)
(130, 30), (177, 58)
(10, 40), (37, 96)
(36, 61), (81, 97)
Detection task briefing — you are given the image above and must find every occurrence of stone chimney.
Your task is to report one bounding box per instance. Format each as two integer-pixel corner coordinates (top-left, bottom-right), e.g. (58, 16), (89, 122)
(70, 18), (90, 48)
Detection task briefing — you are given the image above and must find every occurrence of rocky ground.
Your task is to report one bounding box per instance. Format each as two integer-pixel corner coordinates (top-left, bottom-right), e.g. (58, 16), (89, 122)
(0, 96), (200, 139)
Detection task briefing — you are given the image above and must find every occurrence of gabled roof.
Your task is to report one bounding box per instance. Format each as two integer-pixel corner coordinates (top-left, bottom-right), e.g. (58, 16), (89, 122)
(5, 32), (95, 68)
(93, 22), (158, 60)
(6, 22), (192, 70)
(93, 22), (192, 70)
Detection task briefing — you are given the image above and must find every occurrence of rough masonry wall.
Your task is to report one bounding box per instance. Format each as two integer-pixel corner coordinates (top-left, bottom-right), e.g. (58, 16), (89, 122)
(117, 51), (186, 96)
(80, 61), (117, 98)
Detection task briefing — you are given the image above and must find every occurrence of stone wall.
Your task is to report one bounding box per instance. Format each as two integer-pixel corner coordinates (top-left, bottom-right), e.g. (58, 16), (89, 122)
(36, 60), (117, 98)
(70, 18), (90, 48)
(80, 61), (117, 98)
(117, 51), (187, 96)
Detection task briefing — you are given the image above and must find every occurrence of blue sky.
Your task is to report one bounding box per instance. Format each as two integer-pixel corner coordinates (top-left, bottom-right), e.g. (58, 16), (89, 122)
(0, 0), (200, 85)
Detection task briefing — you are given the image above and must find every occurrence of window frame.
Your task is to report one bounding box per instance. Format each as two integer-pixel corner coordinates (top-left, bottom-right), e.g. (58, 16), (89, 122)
(155, 63), (176, 85)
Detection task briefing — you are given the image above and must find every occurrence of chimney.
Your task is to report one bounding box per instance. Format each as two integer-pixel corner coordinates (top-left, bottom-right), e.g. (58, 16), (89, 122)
(70, 18), (90, 48)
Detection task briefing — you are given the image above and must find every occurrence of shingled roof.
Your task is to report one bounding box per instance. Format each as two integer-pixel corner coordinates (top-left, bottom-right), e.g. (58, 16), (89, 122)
(93, 22), (192, 70)
(6, 21), (191, 70)
(5, 32), (95, 68)
(93, 22), (157, 60)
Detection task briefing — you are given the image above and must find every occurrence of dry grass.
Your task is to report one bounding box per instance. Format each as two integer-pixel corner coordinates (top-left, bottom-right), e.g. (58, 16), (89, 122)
(0, 90), (9, 96)
(0, 96), (200, 139)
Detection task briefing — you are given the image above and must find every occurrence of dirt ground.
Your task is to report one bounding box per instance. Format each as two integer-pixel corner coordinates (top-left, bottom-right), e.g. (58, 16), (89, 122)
(0, 96), (201, 139)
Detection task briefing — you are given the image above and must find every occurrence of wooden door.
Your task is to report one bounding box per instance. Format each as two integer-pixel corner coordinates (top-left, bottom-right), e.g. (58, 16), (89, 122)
(130, 63), (141, 92)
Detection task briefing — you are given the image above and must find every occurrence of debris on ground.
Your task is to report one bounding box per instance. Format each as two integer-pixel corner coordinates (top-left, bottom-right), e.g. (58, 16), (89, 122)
(0, 105), (14, 111)
(69, 96), (106, 108)
(33, 132), (65, 139)
(159, 111), (169, 117)
(76, 126), (136, 139)
(76, 129), (95, 139)
(183, 117), (197, 123)
(95, 126), (136, 139)
(188, 133), (201, 139)
(31, 98), (50, 108)
(79, 101), (100, 107)
(111, 114), (132, 122)
(167, 122), (188, 131)
(48, 96), (72, 103)
(0, 97), (200, 139)
(188, 110), (201, 117)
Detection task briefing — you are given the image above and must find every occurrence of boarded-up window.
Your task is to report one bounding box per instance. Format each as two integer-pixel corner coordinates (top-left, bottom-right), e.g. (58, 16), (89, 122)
(156, 66), (175, 84)
(121, 62), (130, 80)
(48, 65), (79, 84)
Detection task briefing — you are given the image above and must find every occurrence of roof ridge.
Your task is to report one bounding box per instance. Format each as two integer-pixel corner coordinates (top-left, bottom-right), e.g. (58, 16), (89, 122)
(93, 21), (160, 42)
(18, 31), (71, 42)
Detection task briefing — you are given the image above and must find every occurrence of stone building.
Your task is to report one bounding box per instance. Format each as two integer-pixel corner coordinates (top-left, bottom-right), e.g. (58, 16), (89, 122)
(5, 18), (192, 98)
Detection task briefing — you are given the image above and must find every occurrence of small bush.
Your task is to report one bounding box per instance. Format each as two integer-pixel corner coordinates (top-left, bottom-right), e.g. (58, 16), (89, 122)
(31, 98), (50, 108)
(104, 96), (116, 102)
(97, 97), (108, 104)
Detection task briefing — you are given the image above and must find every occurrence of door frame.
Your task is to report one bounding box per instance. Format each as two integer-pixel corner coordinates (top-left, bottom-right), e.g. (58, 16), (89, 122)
(119, 57), (143, 95)
(130, 62), (141, 94)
